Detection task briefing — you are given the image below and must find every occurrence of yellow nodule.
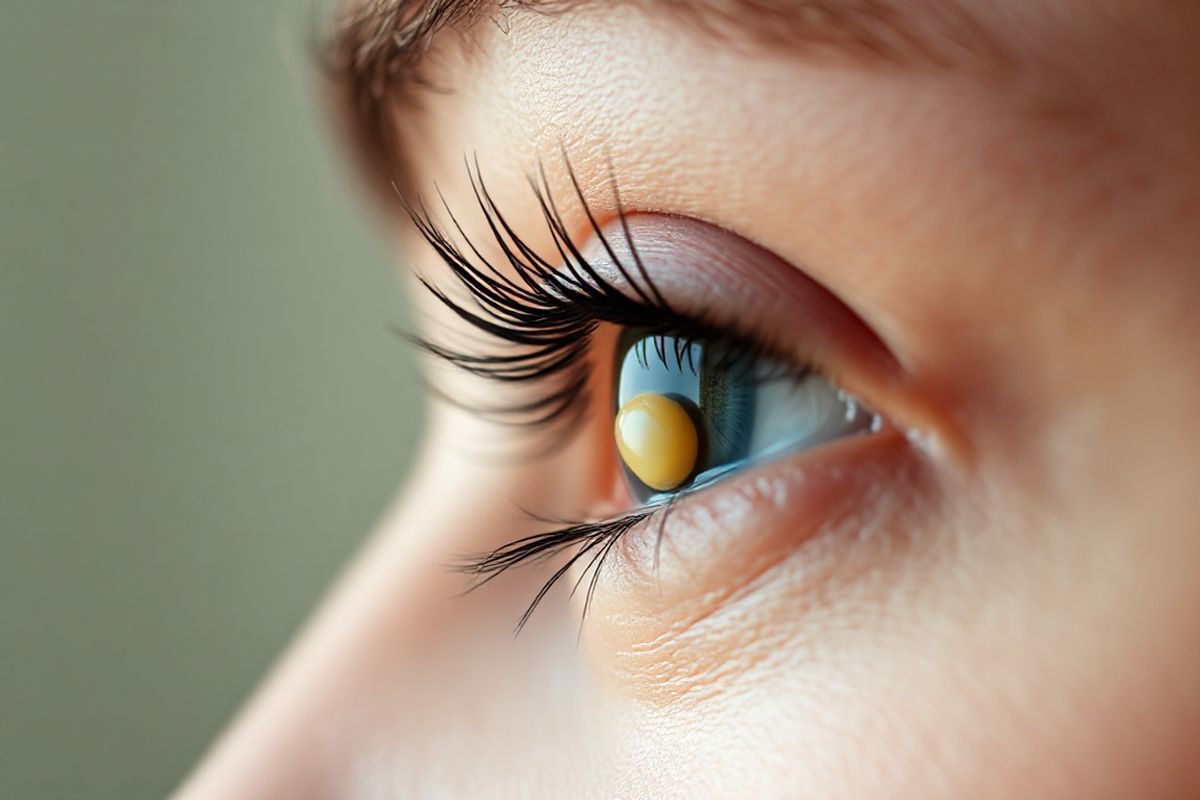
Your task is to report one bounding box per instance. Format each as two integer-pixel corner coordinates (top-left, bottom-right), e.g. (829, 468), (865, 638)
(614, 392), (699, 491)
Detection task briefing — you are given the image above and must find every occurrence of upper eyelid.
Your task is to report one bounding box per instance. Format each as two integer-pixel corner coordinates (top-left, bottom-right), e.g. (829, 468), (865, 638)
(410, 154), (895, 379)
(406, 156), (973, 471)
(403, 159), (789, 431)
(576, 214), (979, 466)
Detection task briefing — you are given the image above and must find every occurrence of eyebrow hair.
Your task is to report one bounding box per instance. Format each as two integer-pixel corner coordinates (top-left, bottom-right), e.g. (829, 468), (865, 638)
(323, 0), (1009, 193)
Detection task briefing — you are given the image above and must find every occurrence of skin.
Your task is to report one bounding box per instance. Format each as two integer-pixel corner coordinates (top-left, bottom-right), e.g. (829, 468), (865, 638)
(177, 1), (1200, 797)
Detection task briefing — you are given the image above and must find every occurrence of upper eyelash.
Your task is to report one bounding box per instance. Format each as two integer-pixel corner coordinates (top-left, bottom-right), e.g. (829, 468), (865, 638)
(401, 154), (787, 443)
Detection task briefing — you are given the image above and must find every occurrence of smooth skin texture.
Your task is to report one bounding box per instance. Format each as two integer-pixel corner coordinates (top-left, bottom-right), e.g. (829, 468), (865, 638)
(178, 1), (1200, 798)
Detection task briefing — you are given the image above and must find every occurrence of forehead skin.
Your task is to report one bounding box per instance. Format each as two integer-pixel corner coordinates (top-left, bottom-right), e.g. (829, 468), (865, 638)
(179, 2), (1200, 798)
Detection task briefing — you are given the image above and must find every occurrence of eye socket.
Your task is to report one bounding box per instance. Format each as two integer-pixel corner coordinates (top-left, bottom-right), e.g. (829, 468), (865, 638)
(404, 161), (944, 632)
(613, 330), (880, 504)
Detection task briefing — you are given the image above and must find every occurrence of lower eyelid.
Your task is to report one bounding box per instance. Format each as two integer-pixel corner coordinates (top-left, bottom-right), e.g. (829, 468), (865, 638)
(578, 214), (965, 462)
(580, 428), (921, 704)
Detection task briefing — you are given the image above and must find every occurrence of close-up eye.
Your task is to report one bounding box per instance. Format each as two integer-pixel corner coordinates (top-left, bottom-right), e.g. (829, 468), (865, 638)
(405, 164), (919, 637)
(612, 330), (879, 502)
(69, 2), (1193, 798)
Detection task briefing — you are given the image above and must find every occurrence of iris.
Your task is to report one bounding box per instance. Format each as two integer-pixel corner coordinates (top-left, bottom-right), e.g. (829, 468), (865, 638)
(614, 332), (878, 503)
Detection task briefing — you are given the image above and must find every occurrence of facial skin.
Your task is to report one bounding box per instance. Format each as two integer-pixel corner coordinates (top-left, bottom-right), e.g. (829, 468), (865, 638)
(177, 2), (1200, 798)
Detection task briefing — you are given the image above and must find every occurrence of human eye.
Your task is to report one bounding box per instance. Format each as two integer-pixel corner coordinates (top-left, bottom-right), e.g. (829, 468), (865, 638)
(407, 158), (925, 633)
(612, 330), (877, 502)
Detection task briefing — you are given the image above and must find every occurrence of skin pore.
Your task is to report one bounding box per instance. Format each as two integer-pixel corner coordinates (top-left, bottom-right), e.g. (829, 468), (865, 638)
(178, 1), (1200, 798)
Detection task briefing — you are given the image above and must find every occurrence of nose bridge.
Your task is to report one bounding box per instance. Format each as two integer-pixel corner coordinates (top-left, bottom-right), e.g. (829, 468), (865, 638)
(172, 467), (510, 800)
(173, 434), (602, 799)
(169, 521), (427, 798)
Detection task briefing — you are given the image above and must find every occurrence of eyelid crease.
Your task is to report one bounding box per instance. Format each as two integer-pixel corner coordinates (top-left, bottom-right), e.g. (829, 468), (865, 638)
(578, 213), (977, 469)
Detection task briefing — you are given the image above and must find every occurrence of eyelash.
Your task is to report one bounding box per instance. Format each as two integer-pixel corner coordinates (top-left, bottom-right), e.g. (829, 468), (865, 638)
(404, 155), (806, 632)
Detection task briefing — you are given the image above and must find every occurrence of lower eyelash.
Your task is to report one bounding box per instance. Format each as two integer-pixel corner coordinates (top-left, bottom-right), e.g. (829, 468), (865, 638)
(458, 510), (652, 635)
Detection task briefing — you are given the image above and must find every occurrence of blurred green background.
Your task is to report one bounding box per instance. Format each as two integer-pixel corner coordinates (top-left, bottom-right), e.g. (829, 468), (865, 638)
(0, 2), (422, 797)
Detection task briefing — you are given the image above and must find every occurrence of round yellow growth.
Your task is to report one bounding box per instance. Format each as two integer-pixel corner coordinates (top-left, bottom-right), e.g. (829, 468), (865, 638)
(614, 392), (699, 491)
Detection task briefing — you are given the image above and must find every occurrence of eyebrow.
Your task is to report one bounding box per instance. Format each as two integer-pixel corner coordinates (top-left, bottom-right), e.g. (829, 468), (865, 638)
(324, 0), (1010, 192)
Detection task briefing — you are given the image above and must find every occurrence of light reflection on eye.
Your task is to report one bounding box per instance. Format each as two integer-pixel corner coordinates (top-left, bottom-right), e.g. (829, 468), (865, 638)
(614, 331), (880, 504)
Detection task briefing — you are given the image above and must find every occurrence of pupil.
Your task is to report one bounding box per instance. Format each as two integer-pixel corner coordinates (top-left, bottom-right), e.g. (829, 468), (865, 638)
(616, 332), (756, 501)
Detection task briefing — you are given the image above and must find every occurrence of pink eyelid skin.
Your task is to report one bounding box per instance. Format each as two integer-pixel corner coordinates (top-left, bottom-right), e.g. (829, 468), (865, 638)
(577, 213), (972, 468)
